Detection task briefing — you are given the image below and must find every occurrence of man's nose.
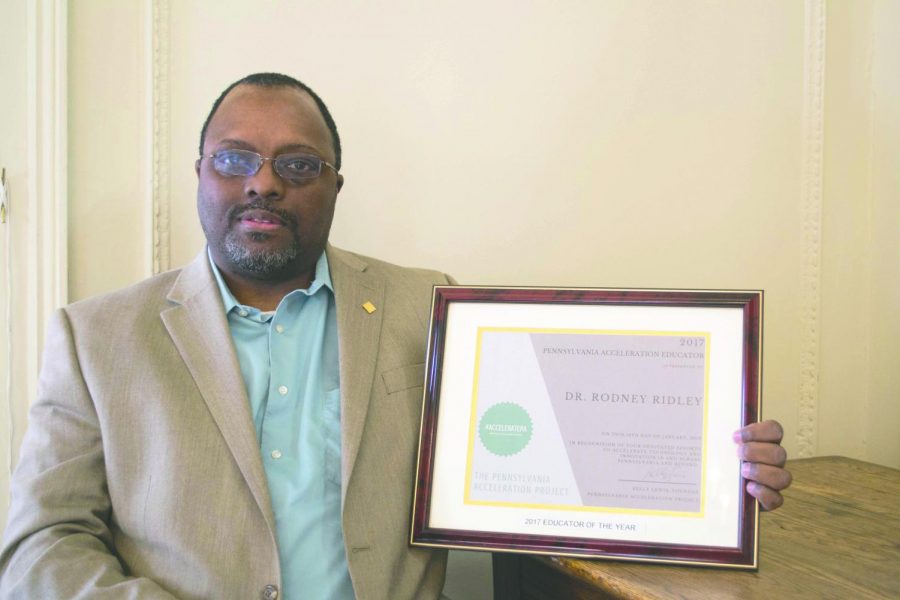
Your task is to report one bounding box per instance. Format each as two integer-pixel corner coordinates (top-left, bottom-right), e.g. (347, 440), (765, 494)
(244, 159), (284, 200)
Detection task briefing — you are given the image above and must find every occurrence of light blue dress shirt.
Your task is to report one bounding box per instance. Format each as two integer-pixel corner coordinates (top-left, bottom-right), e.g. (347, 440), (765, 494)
(210, 252), (354, 600)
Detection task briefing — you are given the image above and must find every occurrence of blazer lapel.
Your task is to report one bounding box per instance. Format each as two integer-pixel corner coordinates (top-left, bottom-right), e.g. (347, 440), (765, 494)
(160, 252), (275, 532)
(327, 245), (386, 501)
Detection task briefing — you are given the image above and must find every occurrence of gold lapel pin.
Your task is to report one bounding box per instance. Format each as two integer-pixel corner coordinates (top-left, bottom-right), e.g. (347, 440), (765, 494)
(362, 301), (377, 314)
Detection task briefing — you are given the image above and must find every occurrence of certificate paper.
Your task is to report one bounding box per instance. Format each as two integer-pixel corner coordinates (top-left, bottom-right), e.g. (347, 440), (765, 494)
(411, 287), (762, 569)
(468, 329), (708, 514)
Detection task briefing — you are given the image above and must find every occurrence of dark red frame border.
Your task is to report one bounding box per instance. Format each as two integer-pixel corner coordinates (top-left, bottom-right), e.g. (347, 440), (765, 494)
(411, 286), (762, 569)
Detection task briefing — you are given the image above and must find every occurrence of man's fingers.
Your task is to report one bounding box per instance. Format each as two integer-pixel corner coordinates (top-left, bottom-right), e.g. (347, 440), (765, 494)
(741, 462), (792, 491)
(746, 481), (784, 511)
(739, 441), (787, 467)
(733, 419), (791, 511)
(732, 419), (784, 444)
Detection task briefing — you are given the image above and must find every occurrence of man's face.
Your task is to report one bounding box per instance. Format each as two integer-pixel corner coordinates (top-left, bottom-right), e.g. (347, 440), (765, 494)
(197, 84), (343, 282)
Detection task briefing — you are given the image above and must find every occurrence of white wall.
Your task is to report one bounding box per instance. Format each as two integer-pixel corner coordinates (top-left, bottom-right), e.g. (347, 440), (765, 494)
(2, 1), (897, 598)
(1, 0), (68, 527)
(68, 0), (152, 298)
(0, 0), (29, 523)
(865, 0), (900, 468)
(66, 0), (899, 467)
(817, 0), (900, 466)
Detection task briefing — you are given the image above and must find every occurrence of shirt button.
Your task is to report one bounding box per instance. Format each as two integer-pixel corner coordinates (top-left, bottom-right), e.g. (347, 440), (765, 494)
(238, 309), (248, 317)
(278, 385), (288, 396)
(274, 324), (284, 333)
(262, 584), (279, 600)
(270, 449), (282, 459)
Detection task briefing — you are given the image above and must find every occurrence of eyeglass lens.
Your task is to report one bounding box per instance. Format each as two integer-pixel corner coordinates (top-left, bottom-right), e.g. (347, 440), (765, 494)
(212, 149), (324, 182)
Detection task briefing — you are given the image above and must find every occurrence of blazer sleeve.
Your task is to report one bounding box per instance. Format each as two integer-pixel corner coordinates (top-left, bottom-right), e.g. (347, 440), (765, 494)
(0, 309), (177, 599)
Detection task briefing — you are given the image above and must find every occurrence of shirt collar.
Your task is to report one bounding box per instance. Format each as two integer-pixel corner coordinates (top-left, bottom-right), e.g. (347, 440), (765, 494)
(208, 248), (334, 315)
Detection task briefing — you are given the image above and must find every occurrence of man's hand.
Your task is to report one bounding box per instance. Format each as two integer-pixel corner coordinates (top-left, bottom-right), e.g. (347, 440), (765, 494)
(733, 420), (792, 511)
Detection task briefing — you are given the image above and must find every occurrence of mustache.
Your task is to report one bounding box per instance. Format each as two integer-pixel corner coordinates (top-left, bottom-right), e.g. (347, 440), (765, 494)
(227, 201), (297, 228)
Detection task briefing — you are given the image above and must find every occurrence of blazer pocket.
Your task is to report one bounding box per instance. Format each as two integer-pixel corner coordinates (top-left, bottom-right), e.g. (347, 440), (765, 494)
(381, 363), (426, 394)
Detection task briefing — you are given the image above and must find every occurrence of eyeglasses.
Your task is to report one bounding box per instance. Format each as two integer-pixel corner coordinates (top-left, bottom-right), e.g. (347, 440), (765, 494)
(200, 148), (338, 183)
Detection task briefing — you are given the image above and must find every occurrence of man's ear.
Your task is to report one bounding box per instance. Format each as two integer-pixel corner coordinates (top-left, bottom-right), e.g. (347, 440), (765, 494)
(195, 158), (201, 177)
(335, 174), (344, 193)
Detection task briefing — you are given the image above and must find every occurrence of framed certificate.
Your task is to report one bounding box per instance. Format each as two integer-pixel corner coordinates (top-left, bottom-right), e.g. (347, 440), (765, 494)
(410, 287), (762, 569)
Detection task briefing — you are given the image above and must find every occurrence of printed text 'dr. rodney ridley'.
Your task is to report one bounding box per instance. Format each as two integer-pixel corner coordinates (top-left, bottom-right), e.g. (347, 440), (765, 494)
(564, 392), (702, 406)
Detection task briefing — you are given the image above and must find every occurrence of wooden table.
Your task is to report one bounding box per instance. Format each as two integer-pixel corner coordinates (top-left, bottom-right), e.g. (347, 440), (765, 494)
(493, 457), (900, 599)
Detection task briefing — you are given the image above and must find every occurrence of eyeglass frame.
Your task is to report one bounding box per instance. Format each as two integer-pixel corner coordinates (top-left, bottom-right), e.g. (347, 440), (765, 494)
(198, 148), (339, 183)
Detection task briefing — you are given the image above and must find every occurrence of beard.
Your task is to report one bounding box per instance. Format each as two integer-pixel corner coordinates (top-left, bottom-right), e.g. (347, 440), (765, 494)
(215, 200), (303, 277)
(222, 229), (301, 276)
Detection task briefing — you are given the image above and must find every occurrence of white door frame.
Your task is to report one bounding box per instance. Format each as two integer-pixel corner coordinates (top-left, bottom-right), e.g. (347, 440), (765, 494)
(1, 0), (68, 521)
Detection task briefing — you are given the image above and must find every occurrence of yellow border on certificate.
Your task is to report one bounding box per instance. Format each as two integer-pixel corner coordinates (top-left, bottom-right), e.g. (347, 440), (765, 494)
(463, 326), (711, 519)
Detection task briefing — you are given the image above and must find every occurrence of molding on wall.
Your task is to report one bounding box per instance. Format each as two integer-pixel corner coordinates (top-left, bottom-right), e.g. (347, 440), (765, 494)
(28, 0), (68, 346)
(151, 0), (170, 274)
(797, 0), (826, 458)
(9, 0), (69, 471)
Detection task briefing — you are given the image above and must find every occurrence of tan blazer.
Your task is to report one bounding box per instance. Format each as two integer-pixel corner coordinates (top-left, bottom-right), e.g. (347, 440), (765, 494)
(0, 246), (449, 599)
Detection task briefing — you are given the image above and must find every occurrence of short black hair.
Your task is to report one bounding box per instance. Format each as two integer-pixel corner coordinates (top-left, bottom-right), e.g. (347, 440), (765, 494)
(198, 72), (342, 170)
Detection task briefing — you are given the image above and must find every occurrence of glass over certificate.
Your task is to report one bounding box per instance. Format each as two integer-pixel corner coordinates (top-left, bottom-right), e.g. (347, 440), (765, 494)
(411, 287), (762, 569)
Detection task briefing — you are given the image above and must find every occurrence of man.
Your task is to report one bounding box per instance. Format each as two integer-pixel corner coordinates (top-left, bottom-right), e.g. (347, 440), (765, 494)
(0, 73), (791, 599)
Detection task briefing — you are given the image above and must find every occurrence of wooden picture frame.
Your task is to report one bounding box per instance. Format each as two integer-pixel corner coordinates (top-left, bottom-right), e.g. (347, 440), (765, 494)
(411, 287), (762, 569)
